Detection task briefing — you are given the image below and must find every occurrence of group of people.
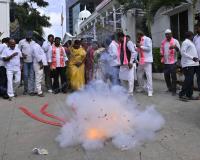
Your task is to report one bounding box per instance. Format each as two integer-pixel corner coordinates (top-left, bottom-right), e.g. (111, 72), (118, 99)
(161, 24), (200, 101)
(0, 23), (200, 101)
(0, 33), (86, 101)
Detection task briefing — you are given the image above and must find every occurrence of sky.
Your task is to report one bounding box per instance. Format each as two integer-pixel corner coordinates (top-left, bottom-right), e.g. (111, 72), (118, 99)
(15, 0), (66, 39)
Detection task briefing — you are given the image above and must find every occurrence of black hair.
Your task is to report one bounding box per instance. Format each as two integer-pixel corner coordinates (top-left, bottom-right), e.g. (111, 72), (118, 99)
(74, 40), (81, 45)
(117, 32), (124, 39)
(185, 31), (194, 39)
(126, 35), (131, 39)
(55, 37), (61, 41)
(48, 34), (54, 40)
(2, 37), (10, 44)
(137, 31), (144, 36)
(67, 40), (72, 46)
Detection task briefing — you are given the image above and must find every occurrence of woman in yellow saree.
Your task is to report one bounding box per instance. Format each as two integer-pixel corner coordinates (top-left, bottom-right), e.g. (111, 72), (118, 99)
(68, 40), (86, 90)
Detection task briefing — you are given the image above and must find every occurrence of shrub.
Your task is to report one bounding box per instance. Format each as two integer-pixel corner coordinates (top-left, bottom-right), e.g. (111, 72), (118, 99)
(153, 48), (164, 73)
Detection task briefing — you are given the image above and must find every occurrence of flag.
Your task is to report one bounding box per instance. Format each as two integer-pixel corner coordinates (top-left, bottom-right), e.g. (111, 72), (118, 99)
(61, 6), (64, 26)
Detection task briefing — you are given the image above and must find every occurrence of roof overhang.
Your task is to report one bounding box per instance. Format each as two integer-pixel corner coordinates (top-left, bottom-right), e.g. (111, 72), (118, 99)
(161, 3), (191, 16)
(96, 0), (112, 12)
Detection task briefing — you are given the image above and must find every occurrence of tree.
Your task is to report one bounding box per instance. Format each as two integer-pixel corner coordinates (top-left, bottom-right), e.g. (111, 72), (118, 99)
(11, 0), (51, 40)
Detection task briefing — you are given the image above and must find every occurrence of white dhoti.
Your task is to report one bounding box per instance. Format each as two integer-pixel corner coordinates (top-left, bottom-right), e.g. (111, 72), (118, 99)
(119, 65), (135, 95)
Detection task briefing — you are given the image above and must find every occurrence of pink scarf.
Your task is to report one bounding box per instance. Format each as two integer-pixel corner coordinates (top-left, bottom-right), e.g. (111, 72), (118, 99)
(137, 36), (145, 65)
(161, 38), (175, 64)
(122, 36), (129, 65)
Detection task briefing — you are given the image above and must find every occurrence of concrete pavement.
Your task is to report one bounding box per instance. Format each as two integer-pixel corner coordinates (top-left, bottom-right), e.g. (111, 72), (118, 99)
(0, 80), (200, 160)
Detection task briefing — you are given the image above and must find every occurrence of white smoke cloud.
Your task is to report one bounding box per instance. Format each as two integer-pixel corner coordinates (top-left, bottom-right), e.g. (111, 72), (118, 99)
(56, 81), (165, 150)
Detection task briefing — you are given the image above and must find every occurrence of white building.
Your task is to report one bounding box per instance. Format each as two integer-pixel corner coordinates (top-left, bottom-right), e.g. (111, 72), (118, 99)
(74, 6), (92, 35)
(0, 0), (10, 38)
(151, 0), (200, 47)
(79, 0), (143, 43)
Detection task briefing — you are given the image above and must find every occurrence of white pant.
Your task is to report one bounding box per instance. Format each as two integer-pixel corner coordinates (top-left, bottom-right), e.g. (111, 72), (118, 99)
(137, 62), (153, 92)
(7, 70), (21, 97)
(34, 63), (43, 94)
(121, 80), (134, 95)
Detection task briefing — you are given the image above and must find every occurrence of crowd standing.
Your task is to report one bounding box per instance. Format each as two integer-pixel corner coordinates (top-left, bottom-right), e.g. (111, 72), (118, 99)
(0, 23), (200, 101)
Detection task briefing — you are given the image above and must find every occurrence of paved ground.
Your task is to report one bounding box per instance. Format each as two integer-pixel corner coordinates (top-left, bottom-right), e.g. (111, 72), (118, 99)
(0, 80), (200, 160)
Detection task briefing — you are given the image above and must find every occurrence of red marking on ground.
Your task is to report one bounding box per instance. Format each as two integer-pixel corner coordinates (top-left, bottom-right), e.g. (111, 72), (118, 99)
(19, 106), (62, 127)
(40, 103), (66, 123)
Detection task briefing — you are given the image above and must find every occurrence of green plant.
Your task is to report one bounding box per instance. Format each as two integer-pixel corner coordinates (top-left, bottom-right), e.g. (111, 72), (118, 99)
(153, 48), (164, 73)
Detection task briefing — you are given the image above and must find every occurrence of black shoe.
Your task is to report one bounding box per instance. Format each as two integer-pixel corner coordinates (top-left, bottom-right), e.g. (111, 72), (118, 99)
(62, 90), (67, 94)
(179, 96), (189, 102)
(54, 91), (59, 94)
(29, 92), (35, 96)
(8, 97), (13, 101)
(3, 95), (9, 99)
(38, 93), (45, 97)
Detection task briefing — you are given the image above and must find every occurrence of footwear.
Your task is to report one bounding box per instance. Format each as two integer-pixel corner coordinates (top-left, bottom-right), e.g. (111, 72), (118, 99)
(188, 96), (200, 100)
(8, 97), (13, 101)
(179, 95), (189, 101)
(29, 92), (35, 96)
(148, 91), (153, 97)
(38, 93), (45, 97)
(48, 89), (53, 93)
(53, 91), (59, 94)
(3, 95), (9, 99)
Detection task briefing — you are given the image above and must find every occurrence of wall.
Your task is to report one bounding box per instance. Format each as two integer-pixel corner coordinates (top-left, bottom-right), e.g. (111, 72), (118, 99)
(0, 0), (10, 38)
(151, 7), (170, 48)
(121, 11), (136, 42)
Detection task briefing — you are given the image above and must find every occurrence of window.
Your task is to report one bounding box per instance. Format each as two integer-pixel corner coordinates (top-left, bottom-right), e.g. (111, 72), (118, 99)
(170, 10), (188, 41)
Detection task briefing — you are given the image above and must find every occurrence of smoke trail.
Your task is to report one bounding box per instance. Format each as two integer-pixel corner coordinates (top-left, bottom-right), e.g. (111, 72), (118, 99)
(56, 80), (165, 150)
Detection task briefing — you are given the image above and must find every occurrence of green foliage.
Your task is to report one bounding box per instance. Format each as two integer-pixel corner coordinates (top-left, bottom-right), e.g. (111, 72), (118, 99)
(12, 0), (51, 39)
(153, 48), (164, 73)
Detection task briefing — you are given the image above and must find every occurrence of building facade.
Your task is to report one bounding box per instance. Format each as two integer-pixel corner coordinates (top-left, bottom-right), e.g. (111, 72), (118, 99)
(79, 0), (144, 43)
(65, 0), (102, 35)
(151, 0), (200, 47)
(0, 0), (10, 38)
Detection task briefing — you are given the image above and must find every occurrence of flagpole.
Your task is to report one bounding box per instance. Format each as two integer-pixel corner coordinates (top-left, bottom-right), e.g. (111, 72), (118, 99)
(62, 6), (64, 39)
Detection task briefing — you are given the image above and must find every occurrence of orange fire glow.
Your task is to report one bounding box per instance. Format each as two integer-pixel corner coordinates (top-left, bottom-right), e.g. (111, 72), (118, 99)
(86, 128), (106, 140)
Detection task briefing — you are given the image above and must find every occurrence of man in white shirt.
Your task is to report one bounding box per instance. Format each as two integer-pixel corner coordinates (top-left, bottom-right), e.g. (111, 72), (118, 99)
(160, 29), (180, 96)
(42, 34), (54, 93)
(2, 39), (22, 101)
(49, 37), (68, 94)
(108, 33), (121, 85)
(119, 35), (137, 96)
(193, 23), (200, 96)
(136, 31), (153, 97)
(18, 31), (35, 95)
(32, 41), (46, 97)
(0, 37), (9, 99)
(179, 31), (199, 101)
